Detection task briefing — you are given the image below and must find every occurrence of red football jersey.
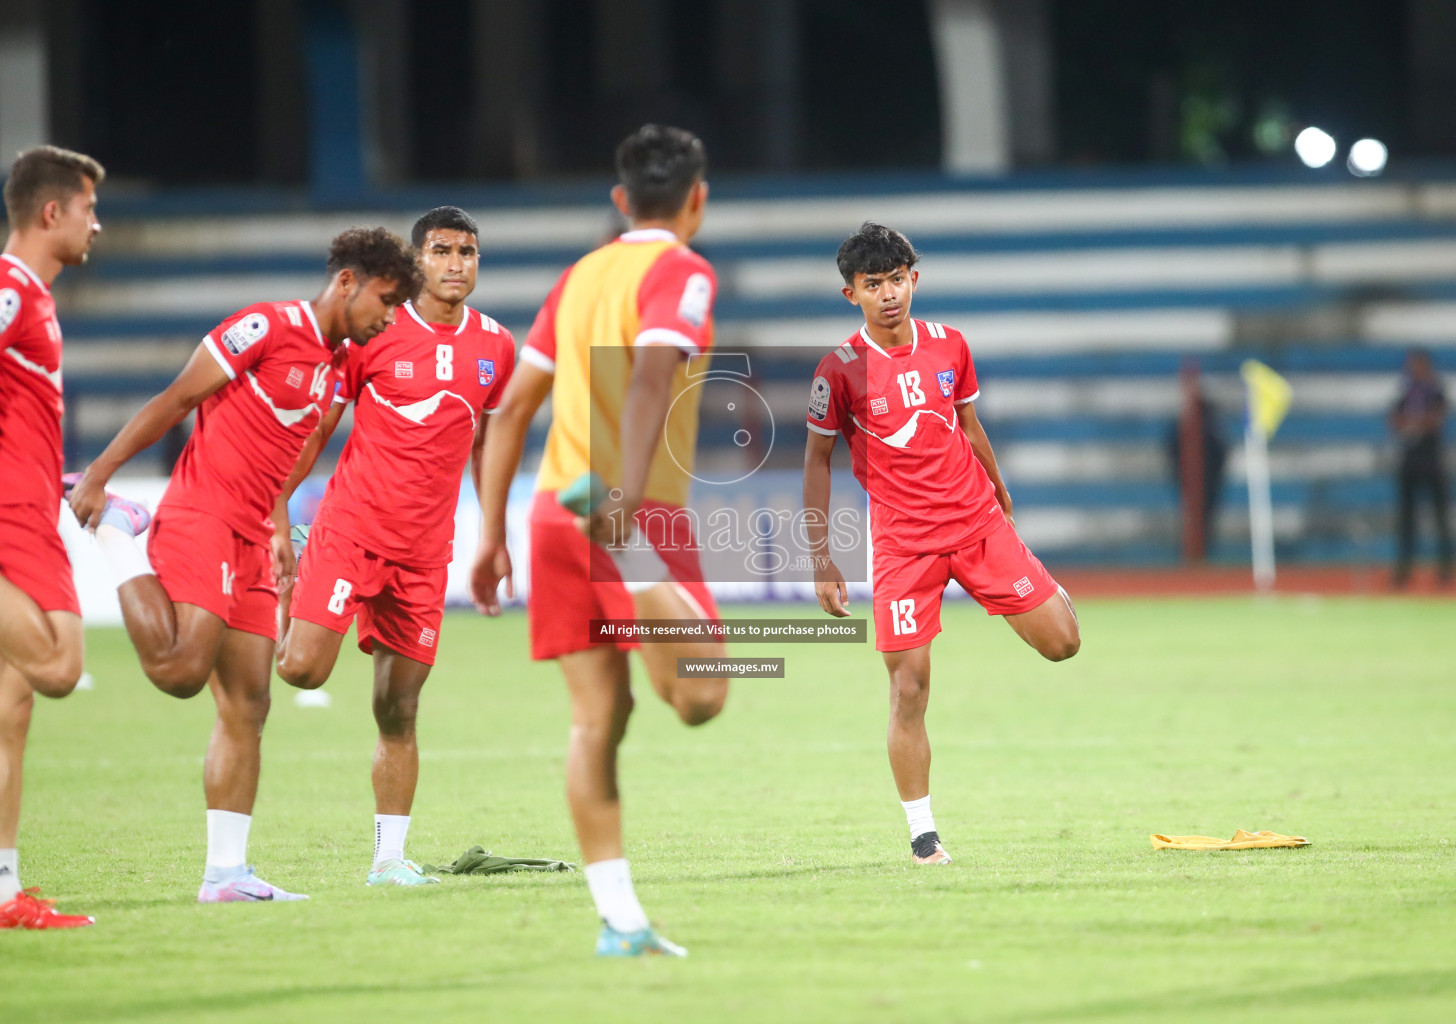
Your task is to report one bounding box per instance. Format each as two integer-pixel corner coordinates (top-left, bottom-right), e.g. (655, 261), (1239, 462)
(316, 301), (515, 568)
(0, 254), (65, 513)
(807, 319), (1000, 555)
(162, 301), (345, 544)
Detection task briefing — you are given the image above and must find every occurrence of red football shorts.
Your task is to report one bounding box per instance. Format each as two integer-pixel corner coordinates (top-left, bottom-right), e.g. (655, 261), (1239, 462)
(291, 518), (447, 666)
(872, 511), (1060, 653)
(148, 505), (277, 638)
(527, 490), (720, 661)
(0, 503), (79, 615)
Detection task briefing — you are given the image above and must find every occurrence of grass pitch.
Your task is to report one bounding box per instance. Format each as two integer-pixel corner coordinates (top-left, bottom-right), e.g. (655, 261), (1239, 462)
(7, 596), (1456, 1023)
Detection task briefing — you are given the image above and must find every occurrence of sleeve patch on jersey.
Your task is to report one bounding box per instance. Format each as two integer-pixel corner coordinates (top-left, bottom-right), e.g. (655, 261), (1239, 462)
(937, 369), (955, 397)
(677, 272), (713, 328)
(809, 375), (832, 421)
(222, 312), (270, 355)
(0, 289), (19, 336)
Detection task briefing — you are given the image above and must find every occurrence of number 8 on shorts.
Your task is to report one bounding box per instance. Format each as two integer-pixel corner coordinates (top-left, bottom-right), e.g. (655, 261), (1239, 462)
(327, 578), (353, 615)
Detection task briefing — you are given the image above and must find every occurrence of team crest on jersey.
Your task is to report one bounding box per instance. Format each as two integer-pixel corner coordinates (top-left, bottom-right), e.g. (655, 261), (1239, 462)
(221, 313), (269, 355)
(478, 358), (494, 385)
(937, 369), (955, 397)
(809, 375), (831, 420)
(870, 396), (890, 416)
(678, 273), (713, 328)
(285, 366), (304, 389)
(394, 361), (413, 378)
(0, 288), (19, 335)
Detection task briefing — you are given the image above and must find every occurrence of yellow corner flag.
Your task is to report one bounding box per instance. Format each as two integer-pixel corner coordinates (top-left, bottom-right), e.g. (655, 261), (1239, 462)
(1241, 359), (1292, 437)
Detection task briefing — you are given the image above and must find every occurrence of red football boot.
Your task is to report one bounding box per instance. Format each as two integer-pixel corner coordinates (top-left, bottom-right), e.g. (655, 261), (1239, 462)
(0, 888), (96, 929)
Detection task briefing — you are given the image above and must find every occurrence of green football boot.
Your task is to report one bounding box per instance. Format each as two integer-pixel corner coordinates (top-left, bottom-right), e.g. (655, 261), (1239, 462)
(366, 858), (440, 886)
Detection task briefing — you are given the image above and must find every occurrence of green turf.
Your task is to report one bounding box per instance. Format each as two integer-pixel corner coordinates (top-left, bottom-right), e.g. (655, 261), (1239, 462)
(6, 597), (1456, 1022)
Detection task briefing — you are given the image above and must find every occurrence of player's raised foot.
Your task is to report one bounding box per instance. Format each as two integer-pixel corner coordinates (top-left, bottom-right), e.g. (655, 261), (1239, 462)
(0, 888), (96, 929)
(366, 858), (440, 886)
(911, 831), (952, 865)
(557, 471), (608, 516)
(61, 473), (151, 536)
(197, 866), (309, 903)
(595, 924), (688, 958)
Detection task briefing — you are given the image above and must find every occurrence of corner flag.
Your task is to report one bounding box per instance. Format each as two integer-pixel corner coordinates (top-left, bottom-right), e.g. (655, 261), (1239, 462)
(1241, 360), (1292, 438)
(1240, 360), (1292, 591)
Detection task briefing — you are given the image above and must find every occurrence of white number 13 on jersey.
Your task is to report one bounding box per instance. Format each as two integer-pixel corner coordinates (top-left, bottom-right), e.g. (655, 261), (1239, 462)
(896, 371), (925, 407)
(889, 598), (917, 635)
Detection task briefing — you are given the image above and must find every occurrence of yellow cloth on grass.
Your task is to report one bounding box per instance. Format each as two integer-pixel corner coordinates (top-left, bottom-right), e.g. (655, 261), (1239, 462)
(1151, 829), (1309, 850)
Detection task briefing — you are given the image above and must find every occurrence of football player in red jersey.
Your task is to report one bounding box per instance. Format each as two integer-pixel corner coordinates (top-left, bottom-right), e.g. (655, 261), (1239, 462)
(67, 228), (420, 903)
(0, 146), (104, 929)
(804, 222), (1080, 866)
(273, 207), (515, 886)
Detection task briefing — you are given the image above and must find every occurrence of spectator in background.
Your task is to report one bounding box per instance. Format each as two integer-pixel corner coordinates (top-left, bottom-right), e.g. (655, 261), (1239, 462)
(1168, 393), (1229, 555)
(1390, 348), (1452, 587)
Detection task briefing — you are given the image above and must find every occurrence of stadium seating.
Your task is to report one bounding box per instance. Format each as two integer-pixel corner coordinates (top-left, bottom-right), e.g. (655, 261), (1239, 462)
(54, 168), (1456, 568)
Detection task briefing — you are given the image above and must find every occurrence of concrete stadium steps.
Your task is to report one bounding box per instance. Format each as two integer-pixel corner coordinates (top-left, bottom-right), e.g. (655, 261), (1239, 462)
(57, 174), (1456, 565)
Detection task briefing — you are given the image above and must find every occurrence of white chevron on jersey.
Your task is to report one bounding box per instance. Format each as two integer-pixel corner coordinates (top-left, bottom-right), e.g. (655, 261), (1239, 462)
(923, 321), (947, 339)
(479, 311), (501, 333)
(834, 342), (858, 363)
(246, 371), (321, 428)
(365, 381), (478, 428)
(4, 345), (62, 390)
(851, 407), (956, 449)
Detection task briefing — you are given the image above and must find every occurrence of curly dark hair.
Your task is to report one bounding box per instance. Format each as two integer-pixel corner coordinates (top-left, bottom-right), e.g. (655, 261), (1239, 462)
(615, 124), (707, 220)
(411, 205), (479, 248)
(835, 222), (919, 285)
(325, 226), (422, 298)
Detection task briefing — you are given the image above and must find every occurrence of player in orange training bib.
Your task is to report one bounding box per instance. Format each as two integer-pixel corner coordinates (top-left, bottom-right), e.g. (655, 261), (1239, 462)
(804, 222), (1081, 866)
(474, 125), (727, 958)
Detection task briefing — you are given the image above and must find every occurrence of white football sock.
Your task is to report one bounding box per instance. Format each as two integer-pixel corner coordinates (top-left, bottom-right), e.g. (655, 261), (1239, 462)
(95, 524), (153, 586)
(204, 810), (251, 878)
(902, 795), (936, 839)
(0, 848), (19, 901)
(583, 857), (650, 933)
(374, 814), (410, 867)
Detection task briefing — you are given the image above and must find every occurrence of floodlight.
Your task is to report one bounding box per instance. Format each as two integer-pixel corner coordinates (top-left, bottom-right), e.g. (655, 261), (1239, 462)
(1294, 127), (1336, 168)
(1347, 137), (1387, 177)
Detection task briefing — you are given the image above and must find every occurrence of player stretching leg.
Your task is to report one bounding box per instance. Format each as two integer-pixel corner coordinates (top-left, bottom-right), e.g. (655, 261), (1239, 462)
(0, 147), (104, 929)
(475, 125), (728, 957)
(804, 223), (1080, 866)
(67, 229), (419, 902)
(274, 207), (515, 886)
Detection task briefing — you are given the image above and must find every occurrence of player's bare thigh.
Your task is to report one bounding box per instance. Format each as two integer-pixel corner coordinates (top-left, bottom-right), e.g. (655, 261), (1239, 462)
(0, 574), (84, 697)
(631, 581), (727, 726)
(19, 611), (84, 699)
(276, 618), (347, 690)
(135, 600), (228, 699)
(1003, 587), (1080, 662)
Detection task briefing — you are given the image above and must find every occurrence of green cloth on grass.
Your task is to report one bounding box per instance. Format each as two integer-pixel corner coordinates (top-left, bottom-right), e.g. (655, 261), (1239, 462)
(423, 845), (576, 875)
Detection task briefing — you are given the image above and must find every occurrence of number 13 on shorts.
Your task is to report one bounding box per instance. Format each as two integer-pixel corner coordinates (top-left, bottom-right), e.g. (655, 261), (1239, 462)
(889, 598), (917, 636)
